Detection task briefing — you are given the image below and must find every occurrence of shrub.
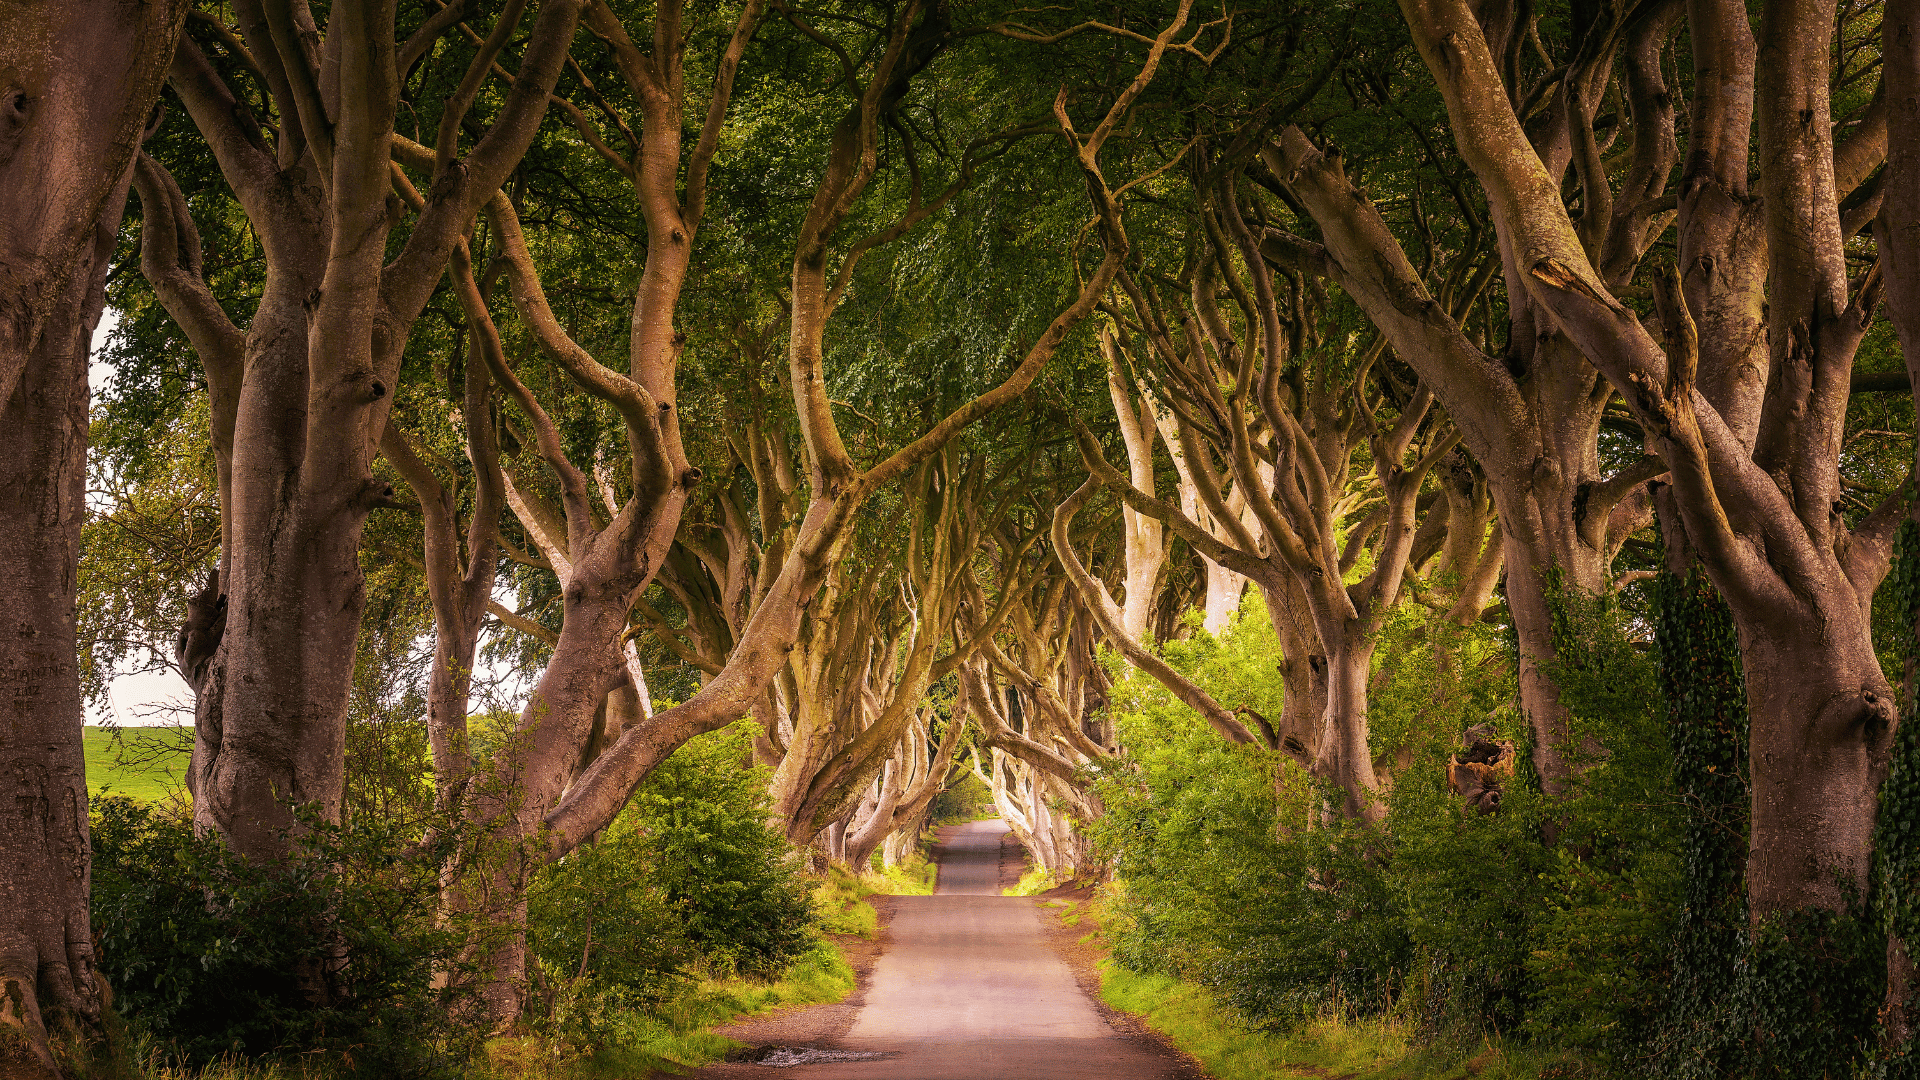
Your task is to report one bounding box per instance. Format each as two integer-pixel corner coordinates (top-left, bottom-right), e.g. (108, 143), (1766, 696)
(527, 721), (817, 986)
(625, 722), (818, 976)
(1092, 597), (1412, 1027)
(1093, 585), (1695, 1069)
(525, 831), (693, 1005)
(89, 797), (484, 1076)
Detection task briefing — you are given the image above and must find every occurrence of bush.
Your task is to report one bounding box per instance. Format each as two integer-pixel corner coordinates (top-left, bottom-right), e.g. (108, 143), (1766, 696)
(525, 833), (694, 1006)
(1092, 597), (1413, 1027)
(89, 797), (484, 1076)
(1093, 587), (1691, 1068)
(527, 721), (817, 987)
(626, 721), (819, 976)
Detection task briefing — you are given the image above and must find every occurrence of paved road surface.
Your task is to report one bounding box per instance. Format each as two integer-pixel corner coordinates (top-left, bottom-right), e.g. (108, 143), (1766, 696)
(768, 819), (1182, 1079)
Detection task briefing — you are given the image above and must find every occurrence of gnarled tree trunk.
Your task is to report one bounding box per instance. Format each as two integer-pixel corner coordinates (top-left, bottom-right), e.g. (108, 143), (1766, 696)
(0, 3), (185, 1073)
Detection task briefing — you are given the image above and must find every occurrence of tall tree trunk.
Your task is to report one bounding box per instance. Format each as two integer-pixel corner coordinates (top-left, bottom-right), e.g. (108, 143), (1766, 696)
(1105, 332), (1165, 641)
(0, 304), (95, 1079)
(1382, 0), (1902, 926)
(152, 1), (582, 864)
(1495, 471), (1616, 793)
(0, 4), (185, 1073)
(1316, 631), (1383, 823)
(1739, 612), (1893, 913)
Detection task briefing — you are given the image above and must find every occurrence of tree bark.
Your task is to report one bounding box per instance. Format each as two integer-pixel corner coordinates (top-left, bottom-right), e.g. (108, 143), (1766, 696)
(1384, 0), (1900, 917)
(1105, 330), (1166, 641)
(148, 1), (583, 864)
(0, 3), (186, 1073)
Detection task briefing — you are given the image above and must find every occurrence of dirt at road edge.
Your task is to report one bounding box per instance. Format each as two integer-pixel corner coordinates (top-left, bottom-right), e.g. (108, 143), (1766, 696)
(691, 896), (896, 1075)
(1032, 880), (1211, 1080)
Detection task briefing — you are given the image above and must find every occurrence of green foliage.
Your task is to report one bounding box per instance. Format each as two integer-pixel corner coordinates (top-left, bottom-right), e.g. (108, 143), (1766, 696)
(929, 769), (992, 824)
(89, 798), (485, 1077)
(1092, 597), (1411, 1028)
(78, 402), (219, 710)
(1732, 903), (1886, 1079)
(528, 722), (817, 988)
(1095, 584), (1694, 1070)
(1881, 522), (1920, 956)
(1874, 521), (1920, 1077)
(1098, 956), (1565, 1080)
(620, 722), (818, 976)
(504, 940), (857, 1077)
(1522, 572), (1681, 1056)
(525, 843), (694, 1007)
(514, 723), (860, 1076)
(1649, 564), (1750, 1077)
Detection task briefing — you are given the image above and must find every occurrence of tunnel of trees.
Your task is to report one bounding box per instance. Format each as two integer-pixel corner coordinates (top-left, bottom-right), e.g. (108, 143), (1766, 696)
(3, 0), (1920, 1076)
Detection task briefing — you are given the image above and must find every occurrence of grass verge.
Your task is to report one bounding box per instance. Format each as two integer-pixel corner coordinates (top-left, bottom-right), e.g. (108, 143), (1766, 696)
(862, 848), (937, 895)
(1001, 867), (1058, 896)
(489, 939), (858, 1077)
(1055, 898), (1566, 1080)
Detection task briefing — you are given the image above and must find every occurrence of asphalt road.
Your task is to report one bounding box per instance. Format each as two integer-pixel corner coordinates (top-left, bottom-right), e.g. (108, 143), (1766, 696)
(783, 819), (1184, 1079)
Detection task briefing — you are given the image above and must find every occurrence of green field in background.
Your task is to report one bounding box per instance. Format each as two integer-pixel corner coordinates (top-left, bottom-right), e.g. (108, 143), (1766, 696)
(84, 726), (190, 802)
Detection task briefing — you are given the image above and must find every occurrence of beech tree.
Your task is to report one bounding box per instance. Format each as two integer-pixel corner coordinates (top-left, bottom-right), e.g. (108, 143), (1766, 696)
(139, 0), (585, 862)
(53, 0), (1920, 1066)
(1075, 200), (1474, 820)
(0, 4), (186, 1073)
(1267, 0), (1903, 922)
(344, 0), (1191, 1012)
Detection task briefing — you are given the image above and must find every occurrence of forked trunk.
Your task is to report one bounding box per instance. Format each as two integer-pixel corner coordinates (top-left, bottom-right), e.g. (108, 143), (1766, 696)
(1256, 577), (1328, 762)
(843, 763), (902, 871)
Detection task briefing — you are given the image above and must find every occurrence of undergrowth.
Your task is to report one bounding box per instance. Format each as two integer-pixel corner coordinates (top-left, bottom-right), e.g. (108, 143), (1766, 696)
(1099, 960), (1564, 1080)
(1063, 893), (1566, 1080)
(487, 938), (856, 1078)
(1002, 867), (1059, 896)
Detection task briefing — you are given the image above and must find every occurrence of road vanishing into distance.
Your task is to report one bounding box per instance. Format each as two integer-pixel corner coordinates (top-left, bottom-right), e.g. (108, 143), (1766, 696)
(702, 818), (1187, 1079)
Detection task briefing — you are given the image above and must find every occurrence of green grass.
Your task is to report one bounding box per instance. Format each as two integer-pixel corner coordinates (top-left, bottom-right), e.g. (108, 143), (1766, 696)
(1001, 866), (1059, 896)
(1052, 898), (1569, 1080)
(1098, 962), (1566, 1080)
(812, 869), (882, 937)
(1044, 898), (1085, 927)
(84, 726), (190, 803)
(862, 847), (938, 895)
(492, 940), (860, 1077)
(808, 848), (939, 938)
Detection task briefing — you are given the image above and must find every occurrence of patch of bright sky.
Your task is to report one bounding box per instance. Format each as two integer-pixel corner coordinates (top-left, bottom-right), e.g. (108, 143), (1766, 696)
(87, 310), (190, 726)
(86, 310), (535, 727)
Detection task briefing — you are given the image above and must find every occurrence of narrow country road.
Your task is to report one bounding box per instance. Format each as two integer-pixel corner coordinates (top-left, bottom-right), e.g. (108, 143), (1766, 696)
(701, 819), (1190, 1079)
